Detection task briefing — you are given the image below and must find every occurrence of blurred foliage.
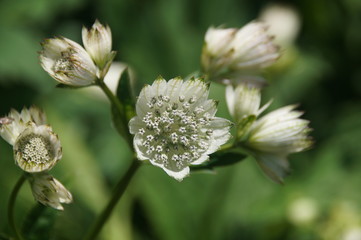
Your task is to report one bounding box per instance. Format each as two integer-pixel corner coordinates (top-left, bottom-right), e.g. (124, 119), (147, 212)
(1, 0), (361, 239)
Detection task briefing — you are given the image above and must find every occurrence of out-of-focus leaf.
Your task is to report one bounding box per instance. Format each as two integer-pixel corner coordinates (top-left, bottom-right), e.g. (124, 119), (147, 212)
(21, 204), (56, 240)
(115, 67), (136, 122)
(111, 104), (128, 139)
(0, 233), (10, 240)
(191, 148), (247, 171)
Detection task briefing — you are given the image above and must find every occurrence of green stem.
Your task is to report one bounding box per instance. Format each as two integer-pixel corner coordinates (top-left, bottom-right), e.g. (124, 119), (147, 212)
(83, 159), (140, 240)
(96, 79), (133, 149)
(8, 174), (26, 240)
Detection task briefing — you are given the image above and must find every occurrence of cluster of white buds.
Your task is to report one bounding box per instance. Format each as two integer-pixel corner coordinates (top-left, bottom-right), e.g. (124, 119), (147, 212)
(226, 84), (313, 183)
(129, 77), (232, 181)
(0, 107), (72, 210)
(202, 21), (280, 86)
(40, 20), (115, 86)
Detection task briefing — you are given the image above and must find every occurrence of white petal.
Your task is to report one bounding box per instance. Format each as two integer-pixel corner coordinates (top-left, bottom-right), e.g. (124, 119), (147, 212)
(165, 77), (183, 102)
(151, 77), (168, 97)
(225, 85), (236, 117)
(180, 78), (209, 101)
(205, 27), (236, 56)
(162, 165), (190, 181)
(191, 154), (209, 165)
(254, 153), (289, 184)
(128, 116), (143, 134)
(207, 117), (232, 154)
(133, 134), (149, 161)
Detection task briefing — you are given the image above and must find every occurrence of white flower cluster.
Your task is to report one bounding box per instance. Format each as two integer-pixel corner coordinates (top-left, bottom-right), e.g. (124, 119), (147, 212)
(226, 84), (312, 183)
(40, 20), (115, 86)
(0, 107), (72, 210)
(129, 77), (232, 180)
(202, 21), (280, 86)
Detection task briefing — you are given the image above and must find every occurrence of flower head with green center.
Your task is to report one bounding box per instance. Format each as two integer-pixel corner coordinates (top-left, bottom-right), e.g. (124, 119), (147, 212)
(202, 21), (280, 87)
(0, 107), (62, 172)
(129, 77), (232, 181)
(28, 172), (72, 210)
(226, 84), (312, 183)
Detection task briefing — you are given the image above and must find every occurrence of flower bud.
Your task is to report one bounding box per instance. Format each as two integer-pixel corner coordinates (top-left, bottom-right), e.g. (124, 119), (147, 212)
(40, 37), (98, 86)
(246, 105), (313, 183)
(82, 20), (115, 72)
(0, 107), (62, 173)
(226, 84), (270, 123)
(29, 172), (72, 210)
(202, 21), (280, 86)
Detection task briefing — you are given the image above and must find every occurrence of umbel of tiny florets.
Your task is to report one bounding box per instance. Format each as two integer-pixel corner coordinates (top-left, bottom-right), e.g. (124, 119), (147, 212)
(226, 84), (312, 183)
(0, 107), (62, 173)
(28, 172), (72, 210)
(202, 21), (280, 87)
(129, 77), (232, 181)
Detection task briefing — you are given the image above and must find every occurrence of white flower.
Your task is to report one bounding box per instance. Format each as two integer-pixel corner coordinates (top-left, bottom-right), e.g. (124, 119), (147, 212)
(246, 105), (313, 183)
(129, 77), (232, 181)
(40, 37), (98, 86)
(28, 172), (72, 210)
(202, 21), (280, 86)
(226, 84), (271, 123)
(0, 107), (62, 172)
(82, 20), (115, 71)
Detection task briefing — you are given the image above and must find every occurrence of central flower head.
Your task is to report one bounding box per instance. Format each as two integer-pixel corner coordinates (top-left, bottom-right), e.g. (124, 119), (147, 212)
(14, 124), (62, 172)
(129, 77), (232, 180)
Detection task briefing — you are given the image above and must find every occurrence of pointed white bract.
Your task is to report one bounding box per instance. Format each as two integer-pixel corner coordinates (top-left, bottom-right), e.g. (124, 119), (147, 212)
(248, 105), (312, 183)
(28, 172), (72, 211)
(0, 107), (62, 173)
(82, 20), (115, 71)
(202, 21), (280, 86)
(129, 77), (232, 181)
(40, 37), (98, 86)
(226, 84), (270, 123)
(226, 85), (312, 183)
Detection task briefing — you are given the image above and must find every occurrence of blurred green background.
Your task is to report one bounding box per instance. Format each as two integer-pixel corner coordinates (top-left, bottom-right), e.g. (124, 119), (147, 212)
(1, 0), (361, 239)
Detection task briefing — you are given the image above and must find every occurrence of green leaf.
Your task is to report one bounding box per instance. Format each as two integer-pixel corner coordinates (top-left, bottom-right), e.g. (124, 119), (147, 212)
(0, 233), (10, 240)
(115, 67), (136, 122)
(21, 204), (57, 240)
(111, 104), (128, 138)
(190, 148), (247, 171)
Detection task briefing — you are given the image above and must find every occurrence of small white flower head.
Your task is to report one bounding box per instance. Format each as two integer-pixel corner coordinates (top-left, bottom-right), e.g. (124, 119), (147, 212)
(202, 21), (280, 86)
(28, 172), (72, 210)
(129, 77), (232, 181)
(246, 105), (313, 183)
(0, 107), (62, 173)
(82, 20), (115, 71)
(40, 37), (98, 86)
(14, 123), (62, 172)
(226, 84), (271, 123)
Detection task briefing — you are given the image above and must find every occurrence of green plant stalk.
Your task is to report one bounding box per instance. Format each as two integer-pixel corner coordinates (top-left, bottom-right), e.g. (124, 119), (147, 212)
(83, 159), (140, 240)
(8, 174), (26, 240)
(96, 79), (133, 149)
